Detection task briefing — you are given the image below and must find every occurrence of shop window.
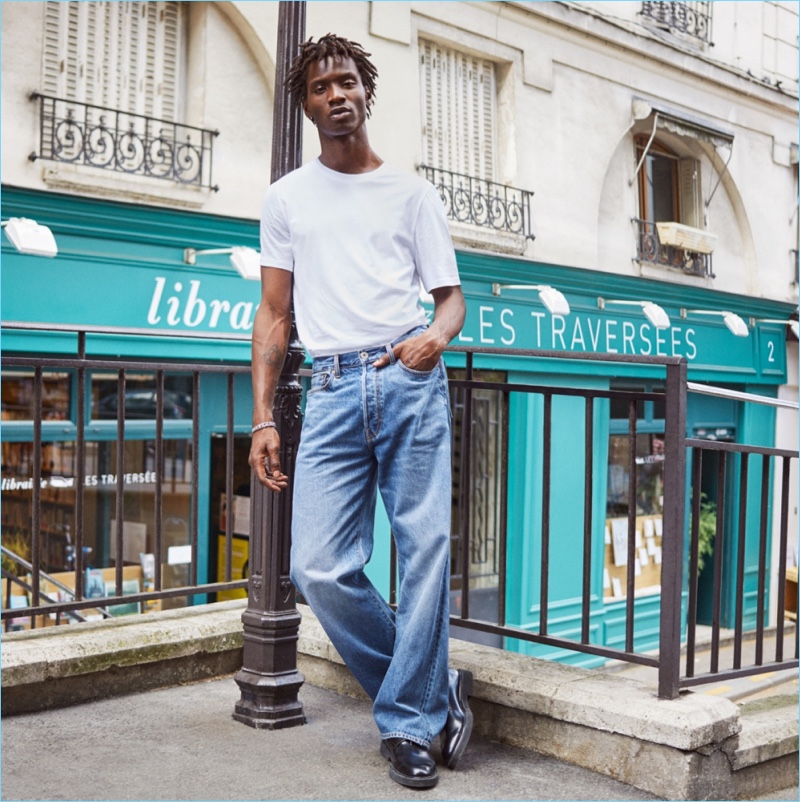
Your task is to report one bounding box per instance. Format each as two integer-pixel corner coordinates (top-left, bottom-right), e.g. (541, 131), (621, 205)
(1, 370), (71, 422)
(2, 438), (192, 611)
(448, 369), (506, 645)
(604, 383), (665, 600)
(91, 372), (193, 421)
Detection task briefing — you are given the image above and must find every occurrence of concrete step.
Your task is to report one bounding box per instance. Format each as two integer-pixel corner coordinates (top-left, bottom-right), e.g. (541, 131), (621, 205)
(2, 600), (797, 800)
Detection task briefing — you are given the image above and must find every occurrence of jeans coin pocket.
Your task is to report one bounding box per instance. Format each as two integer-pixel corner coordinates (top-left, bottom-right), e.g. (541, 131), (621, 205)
(308, 371), (331, 394)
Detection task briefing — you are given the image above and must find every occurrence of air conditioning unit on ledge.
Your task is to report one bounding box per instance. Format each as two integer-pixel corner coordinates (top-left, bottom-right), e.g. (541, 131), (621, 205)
(656, 222), (717, 254)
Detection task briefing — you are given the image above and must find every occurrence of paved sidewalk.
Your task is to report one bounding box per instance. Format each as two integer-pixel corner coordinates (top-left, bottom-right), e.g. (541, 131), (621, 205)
(1, 675), (663, 802)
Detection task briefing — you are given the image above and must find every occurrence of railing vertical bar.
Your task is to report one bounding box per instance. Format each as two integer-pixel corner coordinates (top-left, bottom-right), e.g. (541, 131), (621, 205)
(115, 369), (126, 595)
(539, 393), (552, 635)
(733, 453), (749, 670)
(497, 390), (510, 627)
(581, 395), (594, 644)
(31, 367), (43, 615)
(710, 450), (727, 674)
(775, 457), (791, 663)
(461, 352), (474, 621)
(154, 371), (164, 593)
(190, 371), (200, 587)
(686, 448), (702, 678)
(74, 332), (86, 601)
(225, 373), (235, 583)
(755, 455), (771, 665)
(658, 360), (687, 700)
(625, 398), (638, 652)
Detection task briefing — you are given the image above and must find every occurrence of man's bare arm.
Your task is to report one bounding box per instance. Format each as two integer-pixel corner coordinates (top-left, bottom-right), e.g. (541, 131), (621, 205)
(249, 267), (294, 491)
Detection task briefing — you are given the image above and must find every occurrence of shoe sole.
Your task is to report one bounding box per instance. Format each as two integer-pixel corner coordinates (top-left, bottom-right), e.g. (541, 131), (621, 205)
(446, 669), (474, 770)
(380, 742), (439, 789)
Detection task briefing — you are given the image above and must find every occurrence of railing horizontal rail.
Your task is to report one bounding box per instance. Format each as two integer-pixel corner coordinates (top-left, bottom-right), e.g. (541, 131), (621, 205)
(688, 381), (798, 410)
(686, 438), (797, 459)
(679, 660), (798, 688)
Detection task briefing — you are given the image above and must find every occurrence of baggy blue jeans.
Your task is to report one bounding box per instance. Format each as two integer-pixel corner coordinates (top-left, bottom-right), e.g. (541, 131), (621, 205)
(290, 326), (452, 748)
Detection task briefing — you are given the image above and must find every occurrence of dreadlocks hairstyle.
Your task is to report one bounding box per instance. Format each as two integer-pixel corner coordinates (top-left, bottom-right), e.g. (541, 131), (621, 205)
(286, 34), (379, 117)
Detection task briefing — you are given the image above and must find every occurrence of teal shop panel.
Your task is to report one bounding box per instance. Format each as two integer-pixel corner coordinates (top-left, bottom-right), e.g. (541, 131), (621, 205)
(603, 594), (662, 655)
(504, 374), (610, 655)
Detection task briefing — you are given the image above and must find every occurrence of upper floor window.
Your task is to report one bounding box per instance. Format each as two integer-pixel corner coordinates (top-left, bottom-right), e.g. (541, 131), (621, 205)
(42, 0), (184, 122)
(633, 133), (714, 278)
(635, 136), (702, 229)
(418, 39), (534, 245)
(32, 2), (218, 191)
(420, 39), (496, 181)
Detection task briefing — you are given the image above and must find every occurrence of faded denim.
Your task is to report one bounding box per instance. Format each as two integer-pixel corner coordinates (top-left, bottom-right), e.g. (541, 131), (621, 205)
(291, 326), (452, 747)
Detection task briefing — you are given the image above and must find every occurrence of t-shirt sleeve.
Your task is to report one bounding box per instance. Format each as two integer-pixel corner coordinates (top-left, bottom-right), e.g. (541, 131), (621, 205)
(413, 185), (460, 292)
(259, 185), (294, 272)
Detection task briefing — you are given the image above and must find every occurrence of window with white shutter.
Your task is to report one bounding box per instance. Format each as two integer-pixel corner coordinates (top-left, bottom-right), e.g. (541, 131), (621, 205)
(42, 1), (183, 121)
(420, 39), (496, 181)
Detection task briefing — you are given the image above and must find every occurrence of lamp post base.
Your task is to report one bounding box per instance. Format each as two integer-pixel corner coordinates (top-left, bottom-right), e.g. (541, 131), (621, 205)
(233, 609), (305, 729)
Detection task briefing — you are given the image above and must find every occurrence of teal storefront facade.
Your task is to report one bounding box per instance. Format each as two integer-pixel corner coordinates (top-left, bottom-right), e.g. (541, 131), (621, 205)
(2, 187), (794, 659)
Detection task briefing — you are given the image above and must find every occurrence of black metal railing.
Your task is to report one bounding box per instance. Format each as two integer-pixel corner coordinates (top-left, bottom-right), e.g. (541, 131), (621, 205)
(641, 1), (712, 43)
(2, 323), (797, 701)
(29, 94), (219, 190)
(0, 321), (270, 627)
(634, 218), (714, 278)
(418, 165), (535, 240)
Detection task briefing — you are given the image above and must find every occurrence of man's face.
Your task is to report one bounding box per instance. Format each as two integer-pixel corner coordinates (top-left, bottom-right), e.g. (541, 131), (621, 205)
(303, 56), (371, 137)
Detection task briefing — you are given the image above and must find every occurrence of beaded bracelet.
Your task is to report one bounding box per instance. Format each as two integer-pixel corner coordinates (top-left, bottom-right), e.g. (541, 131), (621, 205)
(251, 421), (277, 434)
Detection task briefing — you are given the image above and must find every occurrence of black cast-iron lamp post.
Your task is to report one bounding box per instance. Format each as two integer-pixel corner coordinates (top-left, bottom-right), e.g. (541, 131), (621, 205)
(233, 0), (306, 730)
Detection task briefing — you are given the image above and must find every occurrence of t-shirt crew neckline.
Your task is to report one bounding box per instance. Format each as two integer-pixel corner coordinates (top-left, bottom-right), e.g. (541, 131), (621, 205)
(314, 158), (387, 180)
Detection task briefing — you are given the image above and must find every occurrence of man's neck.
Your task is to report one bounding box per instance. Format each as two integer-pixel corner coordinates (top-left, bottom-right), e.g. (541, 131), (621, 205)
(317, 131), (383, 174)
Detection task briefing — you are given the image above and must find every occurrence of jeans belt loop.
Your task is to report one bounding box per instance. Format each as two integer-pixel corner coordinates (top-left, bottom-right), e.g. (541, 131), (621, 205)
(333, 353), (341, 378)
(385, 342), (397, 365)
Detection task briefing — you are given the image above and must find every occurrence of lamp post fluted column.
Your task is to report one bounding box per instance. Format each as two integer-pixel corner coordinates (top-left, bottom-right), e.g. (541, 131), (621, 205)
(233, 0), (306, 730)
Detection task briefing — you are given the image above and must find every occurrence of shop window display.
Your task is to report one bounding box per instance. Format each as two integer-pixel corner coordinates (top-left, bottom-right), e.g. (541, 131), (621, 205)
(1, 438), (193, 617)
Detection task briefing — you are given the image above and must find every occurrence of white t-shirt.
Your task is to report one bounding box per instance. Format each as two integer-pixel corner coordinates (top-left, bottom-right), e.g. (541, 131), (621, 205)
(259, 158), (460, 357)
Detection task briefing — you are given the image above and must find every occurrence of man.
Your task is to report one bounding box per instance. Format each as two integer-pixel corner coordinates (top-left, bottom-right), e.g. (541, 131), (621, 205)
(249, 34), (471, 790)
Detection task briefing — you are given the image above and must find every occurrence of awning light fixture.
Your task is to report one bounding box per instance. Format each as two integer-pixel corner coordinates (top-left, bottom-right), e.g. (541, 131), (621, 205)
(491, 284), (571, 316)
(751, 317), (800, 339)
(681, 309), (749, 337)
(1, 218), (58, 258)
(184, 246), (261, 280)
(598, 298), (671, 329)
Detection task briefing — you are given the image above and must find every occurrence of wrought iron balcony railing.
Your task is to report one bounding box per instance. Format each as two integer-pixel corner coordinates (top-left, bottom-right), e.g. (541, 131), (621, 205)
(418, 165), (535, 241)
(29, 94), (219, 191)
(633, 218), (714, 278)
(641, 2), (712, 44)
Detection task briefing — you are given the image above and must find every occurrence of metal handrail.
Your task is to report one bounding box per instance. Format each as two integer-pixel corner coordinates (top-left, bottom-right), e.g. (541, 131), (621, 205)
(688, 382), (799, 410)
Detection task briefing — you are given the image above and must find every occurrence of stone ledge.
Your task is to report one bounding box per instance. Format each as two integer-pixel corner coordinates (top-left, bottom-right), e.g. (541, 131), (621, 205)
(2, 600), (247, 689)
(2, 600), (796, 800)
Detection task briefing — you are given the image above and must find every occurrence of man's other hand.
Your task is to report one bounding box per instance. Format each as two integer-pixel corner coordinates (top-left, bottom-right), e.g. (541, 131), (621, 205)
(249, 428), (289, 492)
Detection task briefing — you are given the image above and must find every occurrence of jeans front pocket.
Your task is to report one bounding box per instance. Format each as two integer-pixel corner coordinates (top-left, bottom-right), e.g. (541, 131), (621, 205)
(396, 359), (439, 379)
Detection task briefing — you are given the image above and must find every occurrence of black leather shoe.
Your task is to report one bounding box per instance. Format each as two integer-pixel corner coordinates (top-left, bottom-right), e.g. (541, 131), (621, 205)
(441, 668), (474, 769)
(380, 738), (439, 789)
